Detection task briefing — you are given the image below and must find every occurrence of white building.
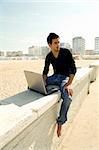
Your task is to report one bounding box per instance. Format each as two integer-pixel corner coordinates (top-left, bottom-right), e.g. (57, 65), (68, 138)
(85, 49), (94, 55)
(28, 46), (41, 57)
(6, 51), (23, 57)
(95, 37), (99, 54)
(72, 37), (85, 55)
(41, 46), (49, 58)
(60, 43), (71, 49)
(28, 46), (49, 58)
(0, 51), (4, 56)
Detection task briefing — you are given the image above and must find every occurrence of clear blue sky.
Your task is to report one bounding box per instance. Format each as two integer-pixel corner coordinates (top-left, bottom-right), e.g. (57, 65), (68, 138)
(0, 0), (99, 52)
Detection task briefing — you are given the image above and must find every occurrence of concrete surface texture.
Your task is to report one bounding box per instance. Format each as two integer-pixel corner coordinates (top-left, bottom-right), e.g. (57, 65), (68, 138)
(58, 68), (99, 150)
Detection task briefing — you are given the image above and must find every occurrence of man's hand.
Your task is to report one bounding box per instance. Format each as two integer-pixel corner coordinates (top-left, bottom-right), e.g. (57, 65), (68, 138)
(64, 84), (73, 96)
(64, 74), (75, 96)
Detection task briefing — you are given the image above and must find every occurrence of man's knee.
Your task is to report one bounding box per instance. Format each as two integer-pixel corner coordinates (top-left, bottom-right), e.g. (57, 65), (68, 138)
(62, 96), (72, 107)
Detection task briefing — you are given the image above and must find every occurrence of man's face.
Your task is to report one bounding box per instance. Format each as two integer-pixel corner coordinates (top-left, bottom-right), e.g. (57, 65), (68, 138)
(49, 38), (60, 52)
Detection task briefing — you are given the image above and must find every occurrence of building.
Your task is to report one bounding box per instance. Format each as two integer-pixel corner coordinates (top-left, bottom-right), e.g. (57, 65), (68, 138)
(60, 42), (71, 49)
(60, 42), (72, 53)
(6, 51), (23, 57)
(40, 46), (50, 58)
(28, 46), (41, 57)
(28, 46), (49, 58)
(94, 37), (99, 54)
(72, 36), (85, 55)
(0, 51), (4, 56)
(85, 49), (94, 55)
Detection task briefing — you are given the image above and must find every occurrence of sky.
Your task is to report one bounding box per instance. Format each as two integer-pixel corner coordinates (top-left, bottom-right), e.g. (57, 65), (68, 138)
(0, 0), (99, 52)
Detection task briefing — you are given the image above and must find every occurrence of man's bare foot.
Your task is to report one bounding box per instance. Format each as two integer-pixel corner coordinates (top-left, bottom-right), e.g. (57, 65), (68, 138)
(57, 124), (62, 137)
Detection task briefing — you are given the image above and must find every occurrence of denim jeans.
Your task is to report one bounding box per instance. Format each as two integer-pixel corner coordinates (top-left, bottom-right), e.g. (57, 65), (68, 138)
(46, 74), (72, 125)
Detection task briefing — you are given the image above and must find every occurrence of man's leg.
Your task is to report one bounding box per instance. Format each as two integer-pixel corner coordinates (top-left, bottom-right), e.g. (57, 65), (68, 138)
(47, 74), (60, 85)
(57, 79), (72, 137)
(47, 74), (66, 86)
(47, 74), (71, 137)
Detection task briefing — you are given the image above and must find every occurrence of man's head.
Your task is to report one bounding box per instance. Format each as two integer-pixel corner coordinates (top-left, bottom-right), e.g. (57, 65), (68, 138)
(47, 33), (60, 52)
(47, 33), (59, 44)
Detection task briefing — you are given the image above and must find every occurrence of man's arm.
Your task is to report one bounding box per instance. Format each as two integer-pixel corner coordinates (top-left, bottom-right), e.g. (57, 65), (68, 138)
(66, 74), (74, 86)
(42, 54), (50, 85)
(43, 74), (47, 86)
(64, 74), (75, 96)
(65, 51), (77, 96)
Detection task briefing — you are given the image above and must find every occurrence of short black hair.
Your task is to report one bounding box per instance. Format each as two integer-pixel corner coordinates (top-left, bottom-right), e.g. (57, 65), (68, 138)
(47, 33), (59, 44)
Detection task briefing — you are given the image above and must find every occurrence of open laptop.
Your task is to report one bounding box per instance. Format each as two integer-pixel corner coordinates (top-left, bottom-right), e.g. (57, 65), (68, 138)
(24, 70), (59, 95)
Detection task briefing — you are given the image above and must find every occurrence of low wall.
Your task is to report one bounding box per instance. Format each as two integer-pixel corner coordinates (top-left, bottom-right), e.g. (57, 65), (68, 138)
(0, 64), (98, 150)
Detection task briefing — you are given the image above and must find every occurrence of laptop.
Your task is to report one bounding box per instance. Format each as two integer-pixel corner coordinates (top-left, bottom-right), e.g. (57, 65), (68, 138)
(24, 70), (59, 95)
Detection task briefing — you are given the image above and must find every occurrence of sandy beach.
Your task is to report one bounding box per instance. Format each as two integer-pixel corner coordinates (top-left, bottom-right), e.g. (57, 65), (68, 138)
(0, 59), (98, 100)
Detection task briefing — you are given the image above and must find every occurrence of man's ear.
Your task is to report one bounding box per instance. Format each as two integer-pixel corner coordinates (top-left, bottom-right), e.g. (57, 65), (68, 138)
(48, 43), (51, 48)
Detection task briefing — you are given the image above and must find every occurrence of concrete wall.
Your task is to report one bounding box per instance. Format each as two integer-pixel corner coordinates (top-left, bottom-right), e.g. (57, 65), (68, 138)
(0, 64), (99, 150)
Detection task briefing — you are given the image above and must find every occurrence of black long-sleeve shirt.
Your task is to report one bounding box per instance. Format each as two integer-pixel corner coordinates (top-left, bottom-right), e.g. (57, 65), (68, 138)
(43, 48), (76, 77)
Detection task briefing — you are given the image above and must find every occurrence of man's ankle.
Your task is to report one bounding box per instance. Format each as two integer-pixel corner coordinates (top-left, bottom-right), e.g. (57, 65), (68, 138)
(57, 124), (62, 137)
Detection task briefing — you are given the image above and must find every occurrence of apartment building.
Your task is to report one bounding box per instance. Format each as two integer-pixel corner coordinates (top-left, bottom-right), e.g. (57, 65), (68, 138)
(72, 36), (85, 55)
(95, 37), (99, 54)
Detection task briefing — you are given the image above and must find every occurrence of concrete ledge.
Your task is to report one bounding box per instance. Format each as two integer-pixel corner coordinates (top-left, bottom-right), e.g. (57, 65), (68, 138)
(22, 91), (61, 117)
(0, 91), (61, 149)
(0, 104), (37, 149)
(0, 64), (99, 150)
(89, 61), (99, 79)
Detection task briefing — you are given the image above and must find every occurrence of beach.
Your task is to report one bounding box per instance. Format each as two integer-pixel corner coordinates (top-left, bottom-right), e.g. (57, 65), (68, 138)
(0, 59), (97, 100)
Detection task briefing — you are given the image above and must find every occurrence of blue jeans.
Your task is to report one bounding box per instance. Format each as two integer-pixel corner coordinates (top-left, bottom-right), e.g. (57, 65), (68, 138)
(47, 74), (72, 125)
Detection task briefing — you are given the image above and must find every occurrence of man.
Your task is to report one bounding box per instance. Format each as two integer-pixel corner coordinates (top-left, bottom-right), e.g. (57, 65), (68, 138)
(42, 33), (76, 137)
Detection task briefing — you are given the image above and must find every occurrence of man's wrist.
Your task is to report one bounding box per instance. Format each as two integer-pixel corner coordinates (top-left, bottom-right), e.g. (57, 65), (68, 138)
(66, 74), (75, 86)
(65, 82), (72, 87)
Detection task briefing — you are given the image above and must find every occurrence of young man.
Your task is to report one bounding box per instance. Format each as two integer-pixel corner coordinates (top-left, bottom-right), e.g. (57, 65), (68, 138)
(42, 33), (76, 137)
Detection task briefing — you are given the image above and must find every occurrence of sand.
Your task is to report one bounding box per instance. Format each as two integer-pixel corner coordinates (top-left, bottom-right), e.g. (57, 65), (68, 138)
(0, 59), (97, 100)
